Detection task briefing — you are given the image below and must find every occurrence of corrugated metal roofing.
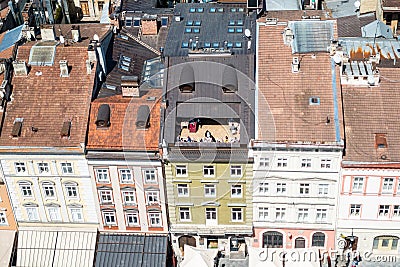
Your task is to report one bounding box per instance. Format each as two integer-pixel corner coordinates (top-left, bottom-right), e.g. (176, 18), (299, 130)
(362, 20), (393, 38)
(290, 20), (334, 53)
(0, 24), (24, 53)
(339, 37), (400, 60)
(266, 0), (300, 10)
(16, 230), (97, 267)
(94, 233), (168, 267)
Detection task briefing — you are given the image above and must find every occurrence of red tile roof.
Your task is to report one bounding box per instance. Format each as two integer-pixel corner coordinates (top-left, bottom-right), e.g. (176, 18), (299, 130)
(87, 90), (162, 151)
(257, 13), (344, 144)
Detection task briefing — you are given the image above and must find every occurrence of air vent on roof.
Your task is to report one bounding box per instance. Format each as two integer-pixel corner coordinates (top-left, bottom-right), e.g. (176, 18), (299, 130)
(96, 104), (111, 127)
(61, 121), (71, 137)
(265, 18), (278, 25)
(40, 25), (56, 41)
(136, 105), (150, 129)
(291, 57), (299, 73)
(60, 60), (69, 77)
(121, 76), (139, 97)
(71, 25), (81, 42)
(222, 65), (238, 93)
(179, 65), (195, 93)
(13, 61), (28, 76)
(375, 133), (387, 149)
(283, 28), (294, 45)
(12, 118), (23, 137)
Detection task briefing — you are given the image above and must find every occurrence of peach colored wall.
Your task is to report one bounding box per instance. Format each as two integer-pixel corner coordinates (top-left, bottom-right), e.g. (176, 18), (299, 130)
(0, 183), (17, 230)
(253, 228), (336, 250)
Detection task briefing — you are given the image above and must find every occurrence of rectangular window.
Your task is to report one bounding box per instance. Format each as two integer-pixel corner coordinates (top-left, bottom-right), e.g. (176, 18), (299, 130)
(20, 183), (33, 197)
(65, 184), (78, 198)
(301, 159), (312, 168)
(144, 169), (157, 184)
(231, 208), (243, 222)
(0, 211), (8, 225)
(259, 157), (270, 167)
(126, 212), (139, 226)
(42, 183), (56, 198)
(177, 184), (189, 197)
(259, 182), (269, 194)
(206, 208), (217, 220)
(61, 163), (73, 174)
(203, 166), (215, 177)
(276, 183), (286, 194)
(161, 17), (168, 27)
(258, 207), (269, 221)
(230, 165), (242, 177)
(320, 159), (332, 168)
(277, 158), (288, 168)
(133, 18), (140, 27)
(125, 17), (132, 27)
(70, 208), (83, 222)
(299, 183), (310, 195)
(99, 190), (113, 204)
(297, 208), (309, 222)
(103, 211), (117, 225)
(47, 207), (61, 221)
(38, 162), (49, 174)
(382, 178), (394, 193)
(119, 169), (133, 183)
(176, 165), (187, 177)
(204, 184), (216, 197)
(379, 205), (390, 217)
(316, 209), (327, 222)
(352, 177), (364, 192)
(148, 212), (162, 226)
(231, 185), (242, 198)
(350, 204), (361, 216)
(15, 162), (26, 173)
(26, 207), (39, 221)
(122, 191), (136, 205)
(146, 191), (159, 205)
(179, 207), (191, 221)
(393, 205), (400, 217)
(318, 184), (329, 195)
(95, 169), (110, 183)
(275, 207), (286, 221)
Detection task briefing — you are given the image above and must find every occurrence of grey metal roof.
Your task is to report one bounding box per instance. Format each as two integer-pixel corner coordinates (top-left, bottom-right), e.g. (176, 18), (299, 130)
(94, 233), (168, 267)
(0, 24), (23, 53)
(289, 20), (334, 53)
(325, 0), (360, 18)
(28, 42), (57, 66)
(362, 20), (393, 38)
(164, 3), (256, 57)
(265, 0), (300, 11)
(177, 102), (240, 118)
(141, 57), (165, 89)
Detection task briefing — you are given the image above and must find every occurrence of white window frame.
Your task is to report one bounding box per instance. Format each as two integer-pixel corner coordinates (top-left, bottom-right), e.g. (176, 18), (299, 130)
(95, 169), (110, 183)
(316, 208), (327, 223)
(143, 169), (157, 184)
(350, 204), (361, 217)
(37, 162), (49, 174)
(148, 212), (162, 227)
(122, 190), (136, 205)
(119, 169), (133, 184)
(258, 182), (269, 194)
(320, 159), (332, 169)
(204, 184), (216, 197)
(352, 177), (364, 192)
(203, 165), (215, 177)
(177, 184), (189, 197)
(103, 211), (117, 226)
(146, 191), (160, 205)
(26, 207), (39, 221)
(47, 207), (61, 221)
(276, 183), (286, 194)
(382, 178), (394, 193)
(99, 190), (113, 204)
(64, 183), (78, 199)
(19, 182), (33, 198)
(176, 165), (188, 177)
(259, 157), (270, 168)
(393, 205), (400, 217)
(301, 158), (312, 168)
(42, 182), (56, 199)
(297, 208), (309, 222)
(318, 184), (329, 196)
(299, 183), (310, 195)
(14, 162), (26, 174)
(258, 207), (269, 221)
(230, 165), (242, 177)
(179, 207), (191, 221)
(70, 208), (83, 222)
(231, 184), (242, 198)
(0, 211), (8, 225)
(275, 207), (286, 221)
(61, 162), (73, 174)
(126, 212), (139, 226)
(379, 205), (390, 217)
(206, 207), (217, 221)
(277, 158), (288, 168)
(231, 208), (243, 222)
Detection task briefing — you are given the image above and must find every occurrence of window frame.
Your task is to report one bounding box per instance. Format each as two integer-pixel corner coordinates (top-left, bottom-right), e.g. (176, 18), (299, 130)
(230, 165), (242, 177)
(204, 184), (216, 197)
(320, 159), (332, 169)
(179, 207), (191, 222)
(0, 211), (8, 225)
(70, 208), (83, 222)
(148, 212), (162, 227)
(121, 190), (136, 205)
(37, 162), (50, 174)
(276, 158), (288, 168)
(312, 232), (326, 247)
(316, 208), (327, 223)
(203, 165), (215, 177)
(299, 183), (310, 195)
(145, 191), (160, 205)
(276, 183), (286, 194)
(259, 157), (270, 168)
(47, 207), (61, 221)
(382, 178), (394, 193)
(98, 189), (113, 204)
(301, 158), (312, 168)
(143, 169), (157, 184)
(350, 204), (361, 217)
(231, 184), (243, 198)
(61, 162), (73, 174)
(42, 182), (56, 199)
(275, 207), (286, 221)
(14, 162), (26, 174)
(19, 182), (33, 198)
(64, 183), (78, 199)
(231, 208), (243, 222)
(378, 205), (390, 217)
(175, 165), (188, 177)
(297, 208), (309, 222)
(352, 177), (364, 192)
(102, 210), (117, 226)
(318, 184), (329, 196)
(119, 169), (133, 184)
(26, 207), (39, 221)
(258, 207), (269, 221)
(177, 184), (189, 197)
(126, 211), (139, 226)
(95, 168), (110, 183)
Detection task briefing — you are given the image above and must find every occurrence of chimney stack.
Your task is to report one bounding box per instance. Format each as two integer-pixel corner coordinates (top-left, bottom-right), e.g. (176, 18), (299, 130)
(121, 76), (139, 97)
(71, 25), (81, 42)
(41, 25), (56, 41)
(60, 60), (69, 77)
(12, 61), (28, 76)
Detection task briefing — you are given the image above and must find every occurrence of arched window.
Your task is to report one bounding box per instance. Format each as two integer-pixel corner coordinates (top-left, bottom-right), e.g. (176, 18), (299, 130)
(295, 237), (305, 248)
(312, 232), (325, 247)
(373, 236), (399, 250)
(263, 231), (283, 248)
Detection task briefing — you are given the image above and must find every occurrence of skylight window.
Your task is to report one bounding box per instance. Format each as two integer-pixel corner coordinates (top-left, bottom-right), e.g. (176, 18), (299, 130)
(227, 42), (233, 48)
(231, 8), (237, 12)
(182, 42), (189, 48)
(186, 20), (194, 26)
(161, 17), (168, 27)
(193, 28), (200, 33)
(189, 8), (196, 13)
(309, 97), (320, 105)
(236, 28), (243, 33)
(194, 21), (201, 26)
(125, 17), (132, 27)
(228, 28), (235, 33)
(238, 8), (244, 12)
(235, 42), (242, 48)
(204, 42), (211, 48)
(133, 18), (140, 27)
(197, 8), (204, 13)
(185, 28), (192, 33)
(212, 42), (219, 48)
(210, 7), (216, 13)
(237, 20), (244, 26)
(229, 20), (235, 26)
(218, 8), (224, 12)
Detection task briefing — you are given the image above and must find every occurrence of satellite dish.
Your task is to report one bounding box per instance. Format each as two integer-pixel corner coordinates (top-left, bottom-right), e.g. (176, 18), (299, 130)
(333, 53), (342, 64)
(93, 34), (99, 41)
(244, 29), (251, 38)
(354, 1), (360, 8)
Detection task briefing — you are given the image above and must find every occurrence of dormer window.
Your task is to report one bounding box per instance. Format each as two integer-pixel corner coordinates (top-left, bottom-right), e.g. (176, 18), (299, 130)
(12, 118), (23, 137)
(96, 104), (110, 128)
(375, 133), (388, 149)
(179, 65), (195, 93)
(136, 105), (150, 129)
(61, 121), (71, 138)
(309, 97), (320, 105)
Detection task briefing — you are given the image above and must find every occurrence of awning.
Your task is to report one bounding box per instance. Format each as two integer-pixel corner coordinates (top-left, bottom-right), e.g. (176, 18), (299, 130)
(0, 230), (16, 267)
(180, 245), (218, 267)
(16, 230), (97, 267)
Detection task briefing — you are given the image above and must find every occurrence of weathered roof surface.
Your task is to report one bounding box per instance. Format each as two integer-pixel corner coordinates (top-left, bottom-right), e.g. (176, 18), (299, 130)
(325, 0), (360, 18)
(382, 0), (400, 9)
(360, 0), (378, 14)
(257, 14), (344, 144)
(87, 90), (162, 151)
(342, 67), (400, 162)
(337, 13), (376, 37)
(362, 20), (393, 38)
(0, 43), (97, 149)
(265, 0), (300, 10)
(94, 233), (168, 267)
(54, 24), (112, 46)
(0, 24), (23, 53)
(17, 230), (97, 267)
(164, 3), (256, 57)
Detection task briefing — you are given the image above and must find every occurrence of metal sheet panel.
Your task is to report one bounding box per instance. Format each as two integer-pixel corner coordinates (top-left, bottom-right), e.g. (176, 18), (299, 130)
(177, 102), (240, 118)
(28, 45), (56, 66)
(0, 25), (24, 53)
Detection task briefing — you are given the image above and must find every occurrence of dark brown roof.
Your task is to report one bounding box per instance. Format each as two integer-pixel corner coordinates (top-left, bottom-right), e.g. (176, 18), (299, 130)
(0, 44), (96, 149)
(337, 13), (376, 37)
(342, 67), (400, 162)
(53, 24), (112, 46)
(382, 0), (400, 8)
(87, 90), (162, 151)
(257, 14), (344, 144)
